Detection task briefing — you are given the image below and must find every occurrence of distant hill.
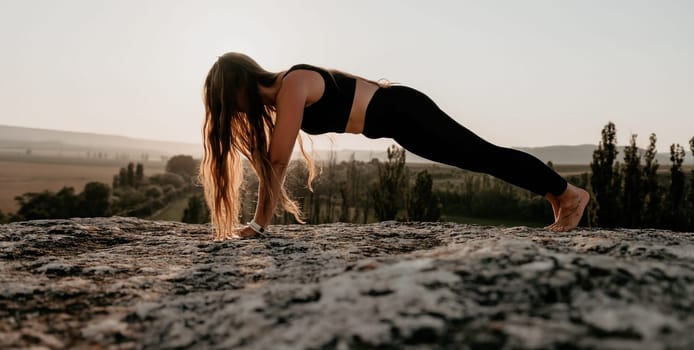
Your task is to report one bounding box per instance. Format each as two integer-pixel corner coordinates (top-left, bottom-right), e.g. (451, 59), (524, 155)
(313, 144), (691, 166)
(514, 144), (688, 166)
(515, 144), (598, 165)
(1, 124), (690, 165)
(0, 124), (202, 160)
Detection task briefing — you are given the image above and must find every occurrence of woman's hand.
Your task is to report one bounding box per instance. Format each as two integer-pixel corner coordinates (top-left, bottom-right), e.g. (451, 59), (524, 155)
(235, 226), (264, 239)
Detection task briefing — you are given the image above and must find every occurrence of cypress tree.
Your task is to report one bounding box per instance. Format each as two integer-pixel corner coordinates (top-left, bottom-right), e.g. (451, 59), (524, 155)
(347, 153), (364, 223)
(621, 134), (642, 227)
(590, 122), (621, 227)
(371, 145), (407, 221)
(669, 143), (686, 230)
(407, 170), (441, 222)
(127, 162), (135, 187)
(641, 133), (661, 228)
(135, 163), (144, 187)
(119, 167), (128, 188)
(324, 151), (337, 222)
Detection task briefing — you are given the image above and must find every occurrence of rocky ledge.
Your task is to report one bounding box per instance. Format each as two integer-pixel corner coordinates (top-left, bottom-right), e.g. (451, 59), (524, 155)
(1, 217), (693, 350)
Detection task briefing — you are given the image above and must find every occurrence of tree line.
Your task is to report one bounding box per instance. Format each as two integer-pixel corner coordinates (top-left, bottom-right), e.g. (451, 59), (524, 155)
(218, 144), (549, 227)
(229, 145), (441, 225)
(588, 121), (694, 231)
(236, 122), (694, 231)
(2, 122), (692, 231)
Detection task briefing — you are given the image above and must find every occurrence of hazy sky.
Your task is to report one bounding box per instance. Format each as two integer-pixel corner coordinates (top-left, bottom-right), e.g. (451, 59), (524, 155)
(1, 0), (692, 152)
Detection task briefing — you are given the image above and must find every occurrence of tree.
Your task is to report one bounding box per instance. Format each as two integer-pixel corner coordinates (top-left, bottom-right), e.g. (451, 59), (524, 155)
(621, 134), (642, 227)
(642, 133), (661, 228)
(55, 187), (79, 218)
(590, 122), (621, 227)
(323, 151), (338, 222)
(13, 183), (111, 220)
(688, 137), (694, 230)
(346, 153), (365, 223)
(135, 163), (144, 187)
(328, 153), (367, 223)
(78, 182), (111, 217)
(110, 187), (147, 216)
(407, 170), (441, 222)
(112, 174), (120, 189)
(338, 180), (350, 222)
(119, 167), (128, 188)
(182, 194), (209, 224)
(371, 145), (407, 221)
(166, 155), (197, 180)
(668, 143), (686, 230)
(148, 173), (185, 188)
(15, 187), (79, 220)
(669, 144), (686, 209)
(127, 162), (136, 187)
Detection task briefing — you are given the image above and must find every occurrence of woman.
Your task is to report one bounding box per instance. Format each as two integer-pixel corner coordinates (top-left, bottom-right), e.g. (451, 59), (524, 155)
(200, 52), (589, 239)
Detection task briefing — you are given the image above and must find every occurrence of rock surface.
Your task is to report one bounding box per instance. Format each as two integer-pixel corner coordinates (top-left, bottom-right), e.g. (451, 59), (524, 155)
(1, 217), (693, 350)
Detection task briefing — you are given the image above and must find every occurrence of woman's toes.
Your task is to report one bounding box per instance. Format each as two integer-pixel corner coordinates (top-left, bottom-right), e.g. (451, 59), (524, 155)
(553, 223), (568, 232)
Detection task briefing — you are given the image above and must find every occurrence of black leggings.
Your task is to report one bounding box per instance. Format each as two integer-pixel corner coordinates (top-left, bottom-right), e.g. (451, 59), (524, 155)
(363, 85), (568, 197)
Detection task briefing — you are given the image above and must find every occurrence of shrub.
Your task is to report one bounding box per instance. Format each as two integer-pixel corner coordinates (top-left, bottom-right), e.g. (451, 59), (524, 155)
(149, 173), (185, 189)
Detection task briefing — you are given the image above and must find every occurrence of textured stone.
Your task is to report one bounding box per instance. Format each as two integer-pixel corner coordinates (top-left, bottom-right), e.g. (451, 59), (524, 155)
(1, 217), (693, 349)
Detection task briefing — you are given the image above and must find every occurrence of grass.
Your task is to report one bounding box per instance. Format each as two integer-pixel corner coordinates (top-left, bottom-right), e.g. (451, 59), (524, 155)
(150, 195), (190, 222)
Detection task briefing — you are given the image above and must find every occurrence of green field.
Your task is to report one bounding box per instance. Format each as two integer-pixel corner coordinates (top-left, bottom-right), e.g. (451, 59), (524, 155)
(150, 195), (191, 222)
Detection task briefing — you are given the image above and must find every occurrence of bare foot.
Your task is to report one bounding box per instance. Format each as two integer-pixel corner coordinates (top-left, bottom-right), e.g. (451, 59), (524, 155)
(545, 193), (560, 221)
(545, 184), (590, 232)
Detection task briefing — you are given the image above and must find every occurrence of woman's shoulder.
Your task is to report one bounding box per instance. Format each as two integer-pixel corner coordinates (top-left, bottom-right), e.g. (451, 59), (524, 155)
(285, 63), (325, 75)
(282, 64), (331, 85)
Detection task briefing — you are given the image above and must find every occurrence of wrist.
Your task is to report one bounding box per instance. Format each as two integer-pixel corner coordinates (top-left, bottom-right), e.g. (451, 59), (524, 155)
(247, 219), (266, 234)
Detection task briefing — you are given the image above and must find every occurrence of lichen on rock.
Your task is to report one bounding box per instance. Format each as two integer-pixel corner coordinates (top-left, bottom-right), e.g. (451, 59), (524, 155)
(1, 217), (693, 349)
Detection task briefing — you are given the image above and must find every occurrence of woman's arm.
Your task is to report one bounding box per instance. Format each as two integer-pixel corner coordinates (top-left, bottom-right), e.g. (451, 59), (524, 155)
(245, 72), (308, 234)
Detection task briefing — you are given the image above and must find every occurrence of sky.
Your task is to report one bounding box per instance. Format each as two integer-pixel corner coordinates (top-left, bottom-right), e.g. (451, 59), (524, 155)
(0, 0), (692, 152)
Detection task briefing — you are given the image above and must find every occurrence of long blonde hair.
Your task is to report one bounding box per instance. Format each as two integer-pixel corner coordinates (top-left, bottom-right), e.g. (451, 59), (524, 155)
(200, 52), (315, 239)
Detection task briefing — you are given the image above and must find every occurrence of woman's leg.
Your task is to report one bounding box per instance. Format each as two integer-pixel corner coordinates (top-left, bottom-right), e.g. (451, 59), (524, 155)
(388, 86), (567, 196)
(365, 85), (588, 230)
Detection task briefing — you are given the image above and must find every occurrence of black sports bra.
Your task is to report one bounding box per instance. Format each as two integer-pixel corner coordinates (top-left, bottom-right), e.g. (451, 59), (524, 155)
(283, 64), (356, 135)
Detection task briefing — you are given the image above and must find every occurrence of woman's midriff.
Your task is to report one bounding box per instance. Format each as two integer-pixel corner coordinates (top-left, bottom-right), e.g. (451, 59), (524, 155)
(344, 79), (379, 134)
